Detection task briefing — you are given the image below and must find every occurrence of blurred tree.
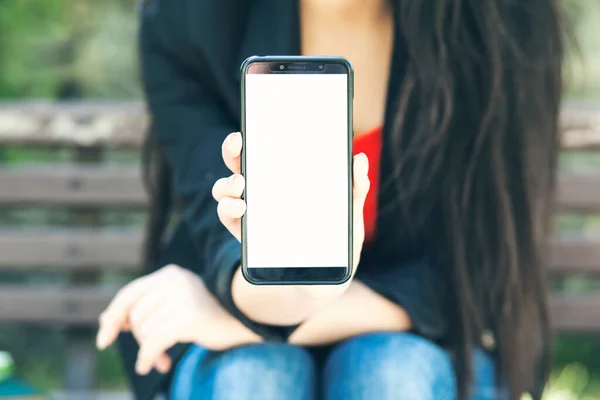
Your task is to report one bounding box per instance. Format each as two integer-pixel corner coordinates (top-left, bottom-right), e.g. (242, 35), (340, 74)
(0, 0), (138, 99)
(74, 0), (140, 98)
(0, 0), (71, 98)
(565, 0), (600, 99)
(0, 0), (597, 100)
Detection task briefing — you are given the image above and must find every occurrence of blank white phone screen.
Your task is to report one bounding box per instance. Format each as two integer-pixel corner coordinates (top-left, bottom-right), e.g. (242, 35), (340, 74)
(244, 73), (349, 269)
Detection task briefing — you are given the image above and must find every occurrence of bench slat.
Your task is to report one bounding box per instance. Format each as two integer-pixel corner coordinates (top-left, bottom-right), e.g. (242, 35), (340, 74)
(0, 166), (146, 206)
(556, 173), (600, 211)
(0, 168), (597, 212)
(550, 295), (600, 332)
(550, 237), (600, 273)
(0, 231), (142, 270)
(0, 102), (146, 147)
(0, 102), (598, 148)
(0, 231), (598, 272)
(1, 287), (596, 332)
(0, 286), (114, 324)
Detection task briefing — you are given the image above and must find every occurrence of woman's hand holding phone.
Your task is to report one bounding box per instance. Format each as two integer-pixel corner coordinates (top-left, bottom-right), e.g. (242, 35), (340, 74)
(212, 131), (370, 297)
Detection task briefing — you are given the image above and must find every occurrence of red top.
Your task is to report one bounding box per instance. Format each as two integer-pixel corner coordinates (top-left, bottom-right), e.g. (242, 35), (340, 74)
(353, 126), (382, 242)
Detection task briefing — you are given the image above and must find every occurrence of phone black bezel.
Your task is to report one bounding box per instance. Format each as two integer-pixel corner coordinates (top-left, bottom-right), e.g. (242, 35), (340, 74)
(240, 55), (354, 285)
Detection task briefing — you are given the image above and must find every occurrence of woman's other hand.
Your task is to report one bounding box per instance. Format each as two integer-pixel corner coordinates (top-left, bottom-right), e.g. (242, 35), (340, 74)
(95, 264), (261, 375)
(212, 131), (370, 274)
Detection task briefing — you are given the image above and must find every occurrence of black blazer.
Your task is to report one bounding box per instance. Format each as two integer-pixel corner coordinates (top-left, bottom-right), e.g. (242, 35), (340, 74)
(120, 0), (448, 398)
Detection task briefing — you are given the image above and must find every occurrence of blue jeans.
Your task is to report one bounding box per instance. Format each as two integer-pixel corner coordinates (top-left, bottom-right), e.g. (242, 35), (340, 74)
(170, 332), (497, 400)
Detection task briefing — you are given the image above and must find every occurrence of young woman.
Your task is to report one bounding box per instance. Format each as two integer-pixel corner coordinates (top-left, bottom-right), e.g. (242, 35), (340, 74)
(96, 0), (568, 399)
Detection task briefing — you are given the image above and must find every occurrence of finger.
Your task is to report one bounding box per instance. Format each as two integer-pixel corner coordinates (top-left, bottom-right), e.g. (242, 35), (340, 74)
(97, 277), (151, 349)
(154, 353), (172, 374)
(217, 199), (244, 240)
(136, 335), (174, 375)
(352, 153), (370, 267)
(217, 197), (245, 241)
(222, 132), (242, 174)
(122, 319), (131, 332)
(212, 174), (245, 202)
(217, 197), (247, 219)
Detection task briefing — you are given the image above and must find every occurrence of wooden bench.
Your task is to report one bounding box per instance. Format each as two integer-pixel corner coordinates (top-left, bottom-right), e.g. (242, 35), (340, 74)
(0, 102), (146, 392)
(0, 101), (599, 391)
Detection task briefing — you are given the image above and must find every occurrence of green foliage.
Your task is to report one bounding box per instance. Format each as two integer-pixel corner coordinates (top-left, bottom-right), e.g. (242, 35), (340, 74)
(0, 0), (139, 99)
(0, 0), (598, 100)
(96, 346), (127, 390)
(0, 0), (71, 98)
(564, 0), (600, 98)
(544, 364), (600, 400)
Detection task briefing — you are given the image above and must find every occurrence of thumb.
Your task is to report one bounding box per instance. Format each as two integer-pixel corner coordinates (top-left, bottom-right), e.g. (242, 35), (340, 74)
(353, 153), (370, 220)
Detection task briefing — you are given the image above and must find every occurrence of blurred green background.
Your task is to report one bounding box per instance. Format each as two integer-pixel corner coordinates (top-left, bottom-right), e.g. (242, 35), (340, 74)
(0, 0), (599, 398)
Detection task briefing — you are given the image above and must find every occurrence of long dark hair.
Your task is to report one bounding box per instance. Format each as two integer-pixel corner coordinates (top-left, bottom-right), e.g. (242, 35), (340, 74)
(142, 1), (567, 398)
(391, 0), (567, 398)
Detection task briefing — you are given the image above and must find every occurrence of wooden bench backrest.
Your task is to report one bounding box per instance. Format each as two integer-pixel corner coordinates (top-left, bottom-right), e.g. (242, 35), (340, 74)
(0, 102), (599, 330)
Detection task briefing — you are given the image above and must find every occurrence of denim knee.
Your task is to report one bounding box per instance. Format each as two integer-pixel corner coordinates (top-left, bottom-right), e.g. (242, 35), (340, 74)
(213, 343), (315, 396)
(323, 332), (455, 400)
(173, 343), (316, 400)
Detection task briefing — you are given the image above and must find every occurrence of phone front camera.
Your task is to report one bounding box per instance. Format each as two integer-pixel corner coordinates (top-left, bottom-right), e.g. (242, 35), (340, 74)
(279, 65), (284, 70)
(319, 65), (324, 70)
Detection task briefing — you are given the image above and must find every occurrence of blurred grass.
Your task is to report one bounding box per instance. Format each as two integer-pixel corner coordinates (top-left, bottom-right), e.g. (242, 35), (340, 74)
(16, 341), (127, 391)
(544, 363), (600, 400)
(545, 335), (600, 399)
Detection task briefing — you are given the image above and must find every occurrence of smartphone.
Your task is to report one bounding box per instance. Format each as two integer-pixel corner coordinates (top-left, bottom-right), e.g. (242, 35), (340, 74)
(240, 56), (353, 285)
